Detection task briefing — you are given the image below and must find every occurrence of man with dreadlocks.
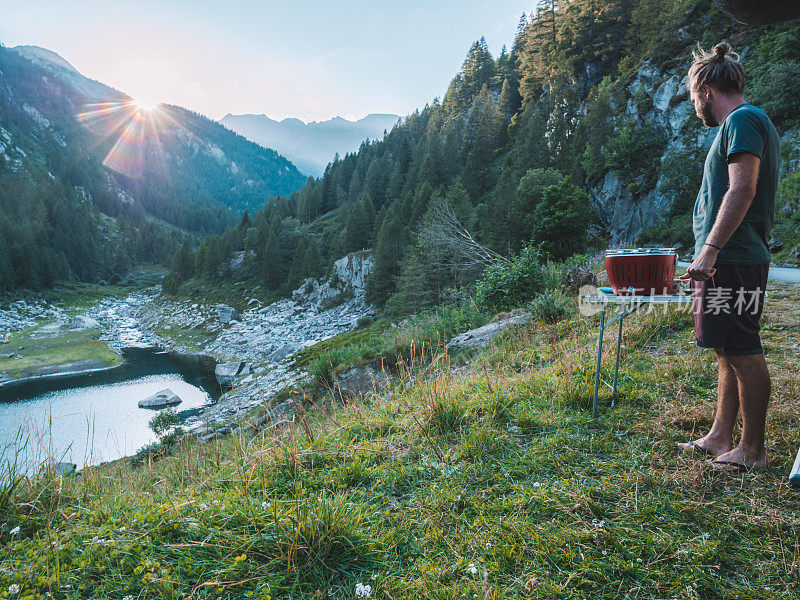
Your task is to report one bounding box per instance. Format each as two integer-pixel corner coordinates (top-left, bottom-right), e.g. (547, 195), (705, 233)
(678, 43), (779, 471)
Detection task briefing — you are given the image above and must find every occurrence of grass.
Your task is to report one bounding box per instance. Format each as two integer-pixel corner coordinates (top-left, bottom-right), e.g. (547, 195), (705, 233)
(292, 304), (492, 389)
(0, 324), (121, 381)
(2, 282), (800, 598)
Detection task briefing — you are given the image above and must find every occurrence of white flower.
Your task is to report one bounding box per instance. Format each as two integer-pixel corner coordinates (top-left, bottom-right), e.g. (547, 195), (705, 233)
(370, 573), (377, 581)
(9, 583), (20, 593)
(123, 596), (134, 600)
(507, 425), (521, 434)
(467, 564), (478, 575)
(261, 501), (268, 510)
(602, 550), (608, 555)
(532, 482), (541, 487)
(10, 525), (21, 535)
(636, 558), (643, 563)
(355, 582), (372, 598)
(199, 503), (209, 510)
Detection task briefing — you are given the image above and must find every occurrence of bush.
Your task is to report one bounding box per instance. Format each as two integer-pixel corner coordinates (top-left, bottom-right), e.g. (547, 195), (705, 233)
(476, 246), (544, 313)
(528, 290), (573, 323)
(149, 408), (180, 437)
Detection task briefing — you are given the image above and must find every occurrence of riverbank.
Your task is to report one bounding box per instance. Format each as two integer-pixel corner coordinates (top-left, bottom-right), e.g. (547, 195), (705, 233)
(2, 279), (798, 598)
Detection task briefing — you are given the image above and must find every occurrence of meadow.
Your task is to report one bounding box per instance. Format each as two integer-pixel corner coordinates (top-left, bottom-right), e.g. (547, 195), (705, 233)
(1, 281), (799, 599)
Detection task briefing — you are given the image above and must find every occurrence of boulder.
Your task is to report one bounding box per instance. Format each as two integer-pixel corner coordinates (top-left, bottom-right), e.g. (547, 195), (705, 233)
(447, 315), (527, 350)
(267, 342), (301, 363)
(69, 315), (100, 330)
(216, 304), (240, 324)
(215, 361), (250, 388)
(138, 389), (182, 409)
(249, 399), (295, 434)
(46, 462), (76, 476)
(333, 366), (390, 401)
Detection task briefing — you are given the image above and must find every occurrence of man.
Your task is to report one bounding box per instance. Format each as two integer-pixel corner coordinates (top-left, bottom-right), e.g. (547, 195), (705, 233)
(678, 42), (779, 471)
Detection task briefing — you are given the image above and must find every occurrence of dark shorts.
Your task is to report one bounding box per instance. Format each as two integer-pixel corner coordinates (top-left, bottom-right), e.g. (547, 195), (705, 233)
(692, 264), (768, 356)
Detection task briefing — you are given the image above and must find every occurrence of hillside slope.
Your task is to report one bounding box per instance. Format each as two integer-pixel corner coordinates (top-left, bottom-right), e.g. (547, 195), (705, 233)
(0, 44), (306, 290)
(220, 112), (400, 176)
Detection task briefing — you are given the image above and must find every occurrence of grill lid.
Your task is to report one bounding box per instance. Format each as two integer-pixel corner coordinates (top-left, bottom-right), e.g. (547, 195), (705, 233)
(605, 247), (677, 256)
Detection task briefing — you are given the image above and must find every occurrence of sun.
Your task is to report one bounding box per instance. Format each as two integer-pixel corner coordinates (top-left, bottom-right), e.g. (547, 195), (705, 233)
(133, 99), (159, 112)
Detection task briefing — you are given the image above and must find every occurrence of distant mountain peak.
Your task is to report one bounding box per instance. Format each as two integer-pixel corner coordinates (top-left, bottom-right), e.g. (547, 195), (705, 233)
(220, 112), (401, 176)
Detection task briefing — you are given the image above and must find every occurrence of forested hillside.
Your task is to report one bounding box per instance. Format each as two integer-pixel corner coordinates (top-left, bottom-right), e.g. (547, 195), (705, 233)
(0, 45), (306, 291)
(167, 0), (799, 313)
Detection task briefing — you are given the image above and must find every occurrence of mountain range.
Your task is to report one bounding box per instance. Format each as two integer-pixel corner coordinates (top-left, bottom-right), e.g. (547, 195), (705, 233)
(220, 112), (400, 176)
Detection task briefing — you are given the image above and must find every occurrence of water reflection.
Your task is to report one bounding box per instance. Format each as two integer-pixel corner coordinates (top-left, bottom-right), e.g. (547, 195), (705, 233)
(0, 348), (220, 472)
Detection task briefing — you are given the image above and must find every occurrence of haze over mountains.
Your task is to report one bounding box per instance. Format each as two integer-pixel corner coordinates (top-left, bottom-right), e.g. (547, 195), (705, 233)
(220, 112), (400, 176)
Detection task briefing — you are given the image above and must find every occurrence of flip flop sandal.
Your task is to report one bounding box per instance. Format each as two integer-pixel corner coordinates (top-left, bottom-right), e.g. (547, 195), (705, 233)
(676, 441), (718, 456)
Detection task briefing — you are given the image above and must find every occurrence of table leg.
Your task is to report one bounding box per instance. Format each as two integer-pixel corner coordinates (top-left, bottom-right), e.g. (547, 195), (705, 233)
(592, 306), (606, 419)
(611, 313), (624, 408)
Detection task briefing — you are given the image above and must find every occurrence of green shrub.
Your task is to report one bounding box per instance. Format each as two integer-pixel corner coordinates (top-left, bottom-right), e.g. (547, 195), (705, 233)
(476, 246), (544, 313)
(149, 408), (180, 437)
(528, 289), (573, 323)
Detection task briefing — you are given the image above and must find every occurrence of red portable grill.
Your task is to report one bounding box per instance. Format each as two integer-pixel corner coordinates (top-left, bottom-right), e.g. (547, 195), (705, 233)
(605, 247), (678, 295)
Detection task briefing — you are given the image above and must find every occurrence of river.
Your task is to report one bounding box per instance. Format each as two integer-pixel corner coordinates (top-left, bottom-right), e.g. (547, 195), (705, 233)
(0, 347), (220, 473)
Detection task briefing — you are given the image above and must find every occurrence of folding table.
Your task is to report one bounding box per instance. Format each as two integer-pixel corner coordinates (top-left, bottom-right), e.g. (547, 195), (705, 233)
(583, 289), (694, 418)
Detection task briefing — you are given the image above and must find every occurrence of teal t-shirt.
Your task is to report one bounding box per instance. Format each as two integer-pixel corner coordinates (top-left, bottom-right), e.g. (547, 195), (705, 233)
(693, 104), (779, 265)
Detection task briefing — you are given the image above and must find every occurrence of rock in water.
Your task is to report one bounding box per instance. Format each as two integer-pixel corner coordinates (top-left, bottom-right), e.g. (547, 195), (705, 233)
(215, 361), (250, 388)
(70, 315), (100, 330)
(139, 389), (182, 409)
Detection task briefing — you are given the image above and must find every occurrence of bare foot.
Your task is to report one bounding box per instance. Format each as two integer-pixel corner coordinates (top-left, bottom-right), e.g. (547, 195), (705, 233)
(676, 435), (731, 457)
(712, 445), (767, 471)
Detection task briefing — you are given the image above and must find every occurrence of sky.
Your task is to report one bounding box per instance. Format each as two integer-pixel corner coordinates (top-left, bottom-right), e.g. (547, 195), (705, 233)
(0, 0), (533, 123)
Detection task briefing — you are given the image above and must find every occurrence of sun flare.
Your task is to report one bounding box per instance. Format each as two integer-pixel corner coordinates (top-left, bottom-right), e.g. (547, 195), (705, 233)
(133, 99), (159, 112)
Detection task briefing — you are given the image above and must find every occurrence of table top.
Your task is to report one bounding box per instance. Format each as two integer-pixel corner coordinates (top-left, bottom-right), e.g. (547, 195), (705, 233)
(583, 289), (694, 305)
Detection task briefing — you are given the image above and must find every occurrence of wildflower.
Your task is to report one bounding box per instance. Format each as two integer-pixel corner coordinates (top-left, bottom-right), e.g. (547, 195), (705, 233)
(234, 554), (247, 563)
(602, 550), (608, 555)
(532, 482), (541, 487)
(467, 564), (478, 575)
(123, 596), (134, 600)
(355, 582), (372, 598)
(636, 558), (642, 563)
(9, 584), (20, 593)
(199, 503), (209, 510)
(9, 526), (20, 535)
(261, 501), (268, 510)
(507, 424), (521, 434)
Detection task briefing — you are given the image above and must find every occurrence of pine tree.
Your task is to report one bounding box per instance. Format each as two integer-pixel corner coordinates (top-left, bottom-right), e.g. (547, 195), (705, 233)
(366, 209), (408, 305)
(171, 239), (195, 281)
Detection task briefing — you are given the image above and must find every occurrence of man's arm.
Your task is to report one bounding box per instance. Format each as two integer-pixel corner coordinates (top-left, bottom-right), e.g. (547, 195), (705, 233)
(685, 152), (760, 281)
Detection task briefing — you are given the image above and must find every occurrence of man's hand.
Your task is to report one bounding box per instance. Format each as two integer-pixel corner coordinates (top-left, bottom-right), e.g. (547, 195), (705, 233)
(682, 244), (718, 281)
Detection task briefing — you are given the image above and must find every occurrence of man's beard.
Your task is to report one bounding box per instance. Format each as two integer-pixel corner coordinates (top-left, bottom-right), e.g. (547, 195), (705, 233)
(699, 99), (719, 127)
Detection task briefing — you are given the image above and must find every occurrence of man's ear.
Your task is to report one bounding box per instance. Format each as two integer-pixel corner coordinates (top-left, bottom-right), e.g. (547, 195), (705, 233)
(701, 84), (714, 101)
